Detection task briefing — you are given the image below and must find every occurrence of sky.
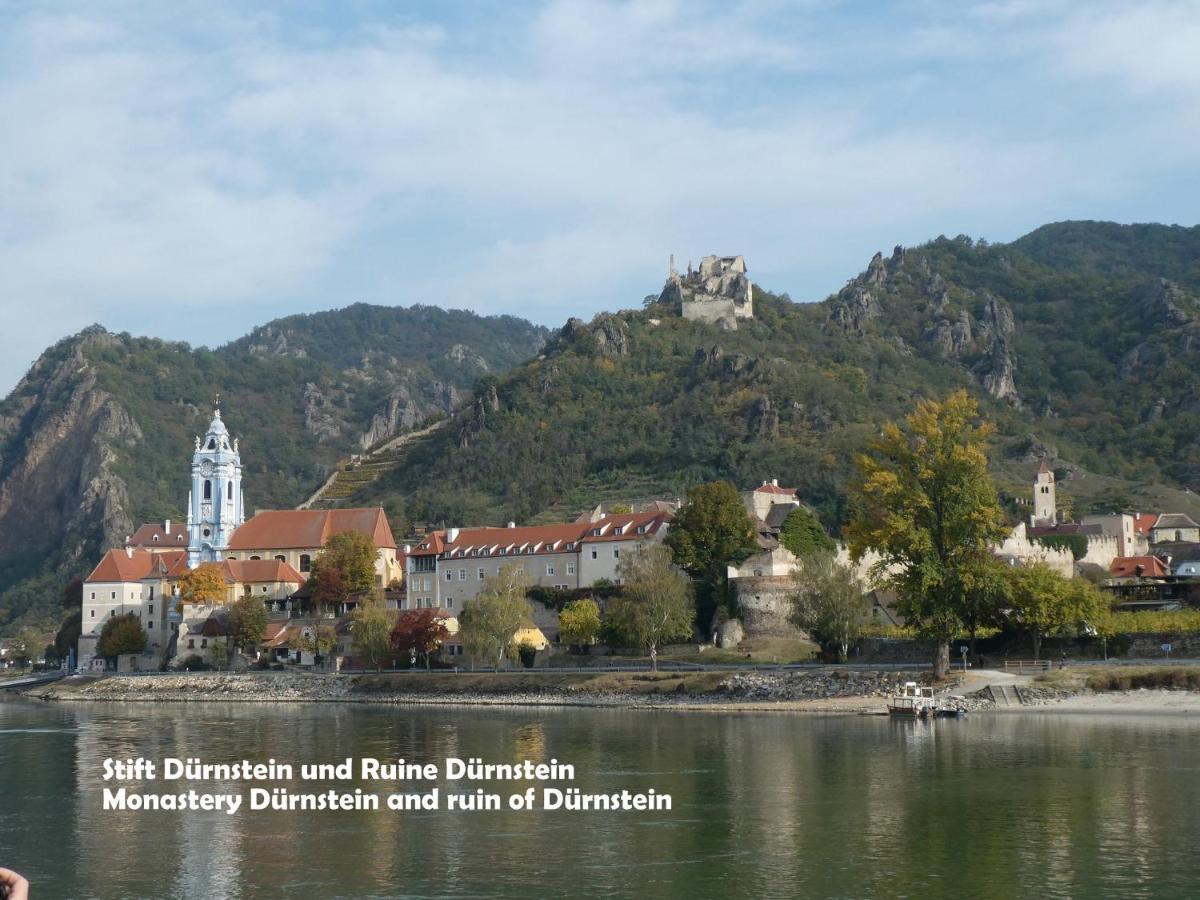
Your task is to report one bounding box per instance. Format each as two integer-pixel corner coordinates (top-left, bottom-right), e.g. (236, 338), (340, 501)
(2, 0), (1199, 393)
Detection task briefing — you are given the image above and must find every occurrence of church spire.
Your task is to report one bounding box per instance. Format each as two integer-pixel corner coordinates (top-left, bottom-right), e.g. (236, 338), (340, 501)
(187, 400), (244, 567)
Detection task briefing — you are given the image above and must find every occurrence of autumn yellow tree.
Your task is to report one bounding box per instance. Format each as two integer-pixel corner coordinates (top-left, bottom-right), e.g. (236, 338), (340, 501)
(177, 562), (228, 609)
(845, 390), (1008, 678)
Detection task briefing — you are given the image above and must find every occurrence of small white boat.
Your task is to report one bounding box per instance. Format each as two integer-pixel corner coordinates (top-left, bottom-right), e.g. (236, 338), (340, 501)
(888, 681), (937, 718)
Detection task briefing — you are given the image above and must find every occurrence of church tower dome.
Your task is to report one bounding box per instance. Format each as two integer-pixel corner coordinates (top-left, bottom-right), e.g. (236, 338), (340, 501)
(187, 404), (245, 567)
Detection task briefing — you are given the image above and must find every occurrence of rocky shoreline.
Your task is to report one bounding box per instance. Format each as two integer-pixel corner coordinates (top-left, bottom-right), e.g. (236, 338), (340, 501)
(23, 669), (938, 710)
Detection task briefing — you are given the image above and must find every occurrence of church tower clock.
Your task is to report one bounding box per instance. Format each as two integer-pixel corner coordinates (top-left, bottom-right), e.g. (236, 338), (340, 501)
(187, 406), (245, 567)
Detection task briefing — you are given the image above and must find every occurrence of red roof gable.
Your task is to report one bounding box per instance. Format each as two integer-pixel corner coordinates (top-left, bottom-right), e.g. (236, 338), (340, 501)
(127, 522), (189, 548)
(228, 508), (396, 551)
(222, 559), (304, 585)
(1110, 556), (1169, 579)
(86, 549), (188, 583)
(752, 482), (797, 496)
(1133, 514), (1158, 536)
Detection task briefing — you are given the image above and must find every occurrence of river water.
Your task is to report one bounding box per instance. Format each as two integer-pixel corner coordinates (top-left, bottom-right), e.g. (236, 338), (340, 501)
(2, 698), (1199, 899)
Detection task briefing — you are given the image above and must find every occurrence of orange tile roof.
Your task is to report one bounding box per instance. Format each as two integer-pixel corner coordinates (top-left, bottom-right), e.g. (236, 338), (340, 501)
(752, 482), (798, 496)
(228, 508), (396, 551)
(411, 512), (671, 558)
(1133, 514), (1158, 535)
(127, 522), (190, 548)
(222, 559), (304, 584)
(1110, 556), (1169, 579)
(86, 549), (188, 583)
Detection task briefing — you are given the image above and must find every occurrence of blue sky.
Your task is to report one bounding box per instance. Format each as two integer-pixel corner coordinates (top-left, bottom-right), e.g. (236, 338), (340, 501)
(2, 0), (1199, 392)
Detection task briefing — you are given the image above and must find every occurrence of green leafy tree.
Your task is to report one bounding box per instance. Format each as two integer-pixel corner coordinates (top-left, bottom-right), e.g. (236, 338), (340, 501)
(1007, 563), (1103, 660)
(311, 531), (377, 612)
(605, 544), (694, 669)
(558, 597), (602, 649)
(791, 554), (871, 662)
(665, 480), (758, 629)
(846, 390), (1009, 678)
(296, 623), (339, 669)
(97, 612), (148, 662)
(56, 609), (82, 662)
(778, 506), (835, 558)
(460, 565), (532, 670)
(178, 562), (228, 608)
(227, 595), (269, 663)
(351, 592), (394, 672)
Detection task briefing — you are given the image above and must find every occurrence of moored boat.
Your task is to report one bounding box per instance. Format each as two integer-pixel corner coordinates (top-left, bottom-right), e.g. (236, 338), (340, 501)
(888, 681), (937, 718)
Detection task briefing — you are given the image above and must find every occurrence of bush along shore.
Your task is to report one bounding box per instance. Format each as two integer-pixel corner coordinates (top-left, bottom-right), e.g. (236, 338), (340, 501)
(22, 669), (936, 709)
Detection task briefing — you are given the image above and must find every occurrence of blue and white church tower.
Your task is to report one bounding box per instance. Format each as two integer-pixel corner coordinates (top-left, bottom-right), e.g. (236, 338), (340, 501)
(187, 406), (245, 567)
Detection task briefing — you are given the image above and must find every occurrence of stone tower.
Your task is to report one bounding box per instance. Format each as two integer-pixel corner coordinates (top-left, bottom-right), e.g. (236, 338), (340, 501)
(1032, 459), (1056, 527)
(187, 407), (245, 567)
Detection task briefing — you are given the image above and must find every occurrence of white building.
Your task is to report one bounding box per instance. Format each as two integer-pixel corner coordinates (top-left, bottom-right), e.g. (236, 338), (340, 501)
(187, 407), (246, 566)
(404, 511), (672, 614)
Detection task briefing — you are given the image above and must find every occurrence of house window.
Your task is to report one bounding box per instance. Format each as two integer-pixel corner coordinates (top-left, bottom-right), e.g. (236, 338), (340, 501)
(149, 587), (154, 600)
(614, 577), (623, 586)
(567, 563), (575, 575)
(459, 569), (467, 581)
(479, 568), (485, 580)
(148, 621), (154, 629)
(448, 600), (454, 609)
(204, 480), (212, 500)
(614, 526), (625, 535)
(152, 535), (159, 542)
(90, 610), (95, 618)
(423, 577), (432, 592)
(275, 555), (285, 562)
(1177, 530), (1183, 542)
(250, 555), (261, 561)
(300, 554), (311, 572)
(637, 525), (647, 534)
(90, 592), (95, 600)
(591, 549), (598, 560)
(149, 604), (154, 615)
(546, 565), (555, 576)
(201, 638), (208, 648)
(613, 548), (620, 559)
(188, 639), (194, 649)
(111, 591), (116, 599)
(446, 571), (453, 581)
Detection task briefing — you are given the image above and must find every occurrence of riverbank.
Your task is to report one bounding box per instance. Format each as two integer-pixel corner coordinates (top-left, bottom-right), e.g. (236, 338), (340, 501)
(19, 668), (1200, 714)
(23, 669), (932, 711)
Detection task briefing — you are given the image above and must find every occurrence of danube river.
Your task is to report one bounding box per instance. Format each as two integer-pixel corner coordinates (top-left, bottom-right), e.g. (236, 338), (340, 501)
(2, 699), (1200, 899)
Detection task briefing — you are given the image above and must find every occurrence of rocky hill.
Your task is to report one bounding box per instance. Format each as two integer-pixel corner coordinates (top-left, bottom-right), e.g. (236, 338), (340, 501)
(7, 220), (1200, 634)
(350, 222), (1200, 532)
(0, 305), (547, 630)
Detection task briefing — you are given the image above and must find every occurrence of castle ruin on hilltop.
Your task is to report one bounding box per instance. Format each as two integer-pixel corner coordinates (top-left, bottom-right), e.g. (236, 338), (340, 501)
(659, 254), (754, 329)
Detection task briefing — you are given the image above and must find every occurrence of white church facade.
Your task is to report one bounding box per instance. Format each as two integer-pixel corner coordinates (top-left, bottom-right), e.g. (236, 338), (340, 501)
(78, 405), (399, 671)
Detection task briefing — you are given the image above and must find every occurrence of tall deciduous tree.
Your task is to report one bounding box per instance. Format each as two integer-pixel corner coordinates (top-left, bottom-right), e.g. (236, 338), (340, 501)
(665, 480), (757, 629)
(311, 531), (377, 612)
(778, 506), (835, 558)
(391, 608), (451, 669)
(605, 544), (694, 669)
(97, 612), (147, 662)
(178, 563), (227, 607)
(459, 565), (532, 671)
(846, 390), (1008, 678)
(1007, 563), (1103, 661)
(791, 554), (871, 663)
(558, 597), (602, 649)
(296, 623), (339, 669)
(227, 595), (269, 663)
(351, 593), (394, 672)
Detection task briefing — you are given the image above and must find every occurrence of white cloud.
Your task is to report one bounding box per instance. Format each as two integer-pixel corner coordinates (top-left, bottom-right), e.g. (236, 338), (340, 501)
(0, 0), (1197, 392)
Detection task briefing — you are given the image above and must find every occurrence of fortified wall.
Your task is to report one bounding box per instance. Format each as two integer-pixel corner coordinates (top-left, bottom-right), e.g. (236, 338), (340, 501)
(660, 255), (754, 329)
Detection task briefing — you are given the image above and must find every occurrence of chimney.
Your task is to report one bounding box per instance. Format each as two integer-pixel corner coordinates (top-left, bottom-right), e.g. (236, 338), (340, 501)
(771, 478), (778, 487)
(507, 521), (516, 529)
(125, 546), (134, 559)
(403, 544), (411, 554)
(446, 527), (460, 543)
(164, 518), (171, 533)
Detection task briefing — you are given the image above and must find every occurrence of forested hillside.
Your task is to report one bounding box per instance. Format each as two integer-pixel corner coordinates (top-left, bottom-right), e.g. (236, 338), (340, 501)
(358, 222), (1200, 532)
(6, 220), (1200, 635)
(0, 305), (547, 631)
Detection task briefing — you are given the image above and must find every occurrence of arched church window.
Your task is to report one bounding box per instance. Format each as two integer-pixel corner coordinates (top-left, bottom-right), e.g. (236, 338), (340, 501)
(204, 480), (212, 500)
(227, 481), (233, 501)
(300, 554), (311, 573)
(250, 555), (261, 561)
(275, 555), (285, 563)
(207, 439), (216, 450)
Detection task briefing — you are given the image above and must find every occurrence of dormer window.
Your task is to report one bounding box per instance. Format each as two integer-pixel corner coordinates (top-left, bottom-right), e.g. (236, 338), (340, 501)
(637, 525), (647, 534)
(592, 528), (602, 536)
(152, 535), (159, 542)
(614, 526), (625, 535)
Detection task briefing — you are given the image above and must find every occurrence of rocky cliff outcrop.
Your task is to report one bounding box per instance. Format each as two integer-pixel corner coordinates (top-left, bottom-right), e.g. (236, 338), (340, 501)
(0, 329), (139, 609)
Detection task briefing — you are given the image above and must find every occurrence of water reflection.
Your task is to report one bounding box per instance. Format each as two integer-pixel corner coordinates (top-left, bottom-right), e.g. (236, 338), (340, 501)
(2, 700), (1200, 899)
